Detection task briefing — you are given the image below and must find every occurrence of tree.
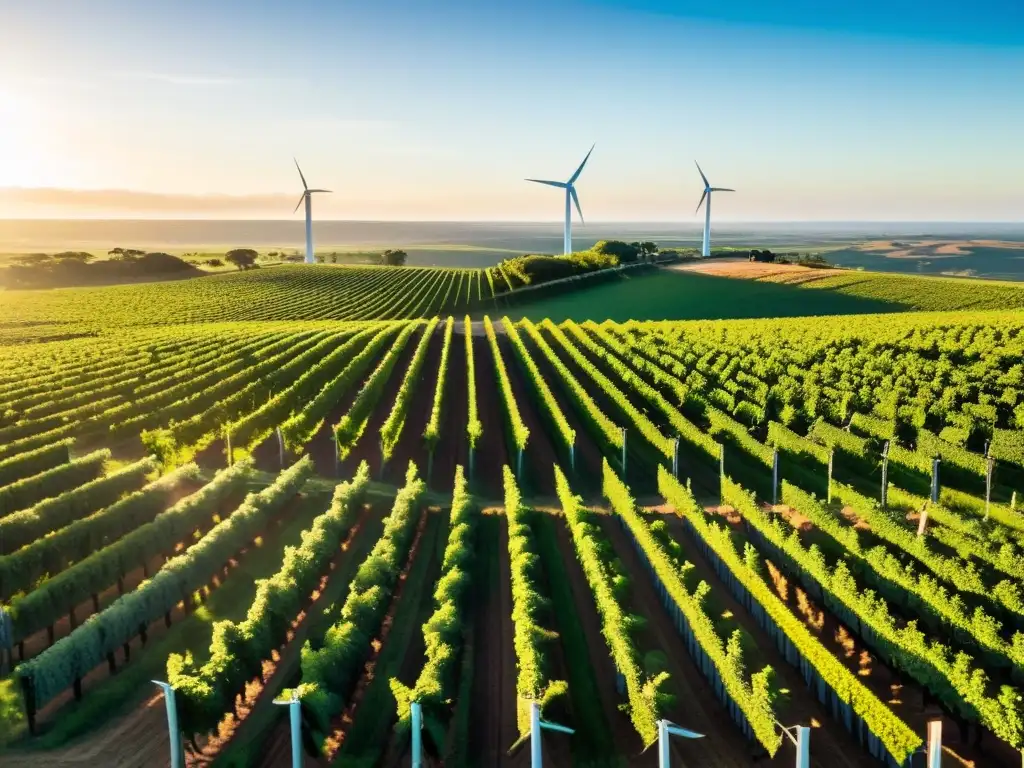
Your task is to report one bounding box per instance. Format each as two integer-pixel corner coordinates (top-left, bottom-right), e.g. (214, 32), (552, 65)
(592, 240), (640, 262)
(225, 248), (259, 270)
(381, 249), (408, 266)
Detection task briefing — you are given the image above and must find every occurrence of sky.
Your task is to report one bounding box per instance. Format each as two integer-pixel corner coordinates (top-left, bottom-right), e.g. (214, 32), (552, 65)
(0, 0), (1022, 222)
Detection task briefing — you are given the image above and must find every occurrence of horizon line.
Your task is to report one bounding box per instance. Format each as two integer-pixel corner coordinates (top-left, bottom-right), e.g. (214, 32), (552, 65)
(1, 218), (1023, 225)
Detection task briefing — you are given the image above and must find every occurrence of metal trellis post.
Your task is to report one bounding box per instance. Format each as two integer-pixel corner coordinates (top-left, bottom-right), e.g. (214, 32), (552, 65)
(880, 441), (890, 508)
(657, 719), (705, 768)
(273, 689), (302, 768)
(152, 680), (183, 768)
(530, 701), (574, 768)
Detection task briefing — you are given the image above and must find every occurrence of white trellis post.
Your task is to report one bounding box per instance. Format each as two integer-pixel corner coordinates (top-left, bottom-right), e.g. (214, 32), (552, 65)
(985, 454), (995, 520)
(926, 719), (942, 768)
(277, 427), (285, 469)
(152, 680), (183, 768)
(657, 719), (705, 768)
(411, 700), (423, 768)
(274, 689), (303, 768)
(772, 449), (780, 505)
(333, 432), (340, 478)
(673, 437), (680, 479)
(930, 458), (940, 504)
(621, 427), (628, 476)
(880, 441), (890, 508)
(380, 438), (386, 481)
(827, 449), (834, 504)
(529, 701), (574, 768)
(225, 429), (233, 468)
(469, 447), (476, 482)
(570, 438), (576, 473)
(778, 722), (810, 768)
(517, 447), (524, 480)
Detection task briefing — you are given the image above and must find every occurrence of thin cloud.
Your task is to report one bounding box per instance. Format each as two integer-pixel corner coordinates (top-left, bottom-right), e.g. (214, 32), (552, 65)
(0, 187), (296, 214)
(114, 72), (304, 87)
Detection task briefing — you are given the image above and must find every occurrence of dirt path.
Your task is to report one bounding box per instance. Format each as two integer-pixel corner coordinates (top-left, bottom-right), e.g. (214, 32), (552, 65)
(518, 332), (603, 492)
(383, 327), (442, 486)
(473, 336), (510, 498)
(431, 325), (468, 492)
(338, 326), (424, 481)
(497, 334), (561, 496)
(467, 512), (520, 768)
(547, 513), (647, 763)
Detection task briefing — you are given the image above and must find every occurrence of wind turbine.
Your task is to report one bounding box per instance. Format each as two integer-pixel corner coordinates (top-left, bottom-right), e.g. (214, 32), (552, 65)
(526, 145), (594, 255)
(292, 158), (331, 264)
(694, 162), (734, 258)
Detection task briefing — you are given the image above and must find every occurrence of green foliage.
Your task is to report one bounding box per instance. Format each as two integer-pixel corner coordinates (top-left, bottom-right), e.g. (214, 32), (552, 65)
(0, 440), (72, 487)
(504, 466), (563, 734)
(483, 317), (529, 452)
(334, 323), (422, 456)
(168, 462), (371, 739)
(725, 476), (1024, 747)
(298, 463), (425, 748)
(464, 316), (483, 449)
(555, 465), (662, 746)
(0, 448), (109, 519)
(503, 316), (575, 453)
(15, 457), (312, 710)
(0, 454), (155, 557)
(392, 465), (476, 745)
(604, 462), (780, 754)
(423, 317), (455, 449)
(661, 468), (921, 763)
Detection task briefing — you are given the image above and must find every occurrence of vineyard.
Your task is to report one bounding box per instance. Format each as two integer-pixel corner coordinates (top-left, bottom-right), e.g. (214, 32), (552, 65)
(2, 306), (1024, 767)
(0, 265), (507, 327)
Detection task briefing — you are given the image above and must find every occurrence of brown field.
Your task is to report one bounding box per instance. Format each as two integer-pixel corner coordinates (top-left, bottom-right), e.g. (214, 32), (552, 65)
(855, 239), (1024, 259)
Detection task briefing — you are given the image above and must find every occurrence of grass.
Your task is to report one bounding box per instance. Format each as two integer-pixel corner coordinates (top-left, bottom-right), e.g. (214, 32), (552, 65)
(503, 269), (901, 323)
(1, 493), (326, 751)
(789, 270), (1024, 311)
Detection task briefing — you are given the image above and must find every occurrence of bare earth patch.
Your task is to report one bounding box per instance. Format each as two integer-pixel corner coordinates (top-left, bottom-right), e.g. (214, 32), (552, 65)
(853, 239), (1024, 260)
(667, 259), (815, 279)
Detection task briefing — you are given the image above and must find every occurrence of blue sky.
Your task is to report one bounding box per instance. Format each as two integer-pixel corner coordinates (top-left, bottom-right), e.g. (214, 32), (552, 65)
(0, 0), (1021, 221)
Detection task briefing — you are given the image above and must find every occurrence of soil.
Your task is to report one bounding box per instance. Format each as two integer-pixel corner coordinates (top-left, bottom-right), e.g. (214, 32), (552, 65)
(517, 331), (603, 491)
(547, 512), (648, 763)
(472, 335), (510, 499)
(430, 324), (469, 493)
(337, 326), (424, 481)
(467, 512), (522, 768)
(381, 327), (443, 486)
(496, 333), (561, 496)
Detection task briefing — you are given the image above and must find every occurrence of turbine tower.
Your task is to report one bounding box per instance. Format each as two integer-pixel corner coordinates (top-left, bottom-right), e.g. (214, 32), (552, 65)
(694, 162), (734, 258)
(292, 158), (331, 264)
(526, 145), (594, 255)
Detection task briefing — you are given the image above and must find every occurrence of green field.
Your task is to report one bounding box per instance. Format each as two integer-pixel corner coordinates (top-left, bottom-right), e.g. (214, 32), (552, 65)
(501, 269), (901, 321)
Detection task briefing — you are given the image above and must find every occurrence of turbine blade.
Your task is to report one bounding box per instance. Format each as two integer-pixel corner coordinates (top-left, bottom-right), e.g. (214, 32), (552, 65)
(711, 187), (735, 192)
(568, 143), (595, 184)
(526, 178), (568, 188)
(570, 185), (584, 224)
(695, 160), (709, 188)
(293, 193), (306, 213)
(294, 158), (309, 191)
(307, 189), (332, 193)
(695, 189), (708, 214)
